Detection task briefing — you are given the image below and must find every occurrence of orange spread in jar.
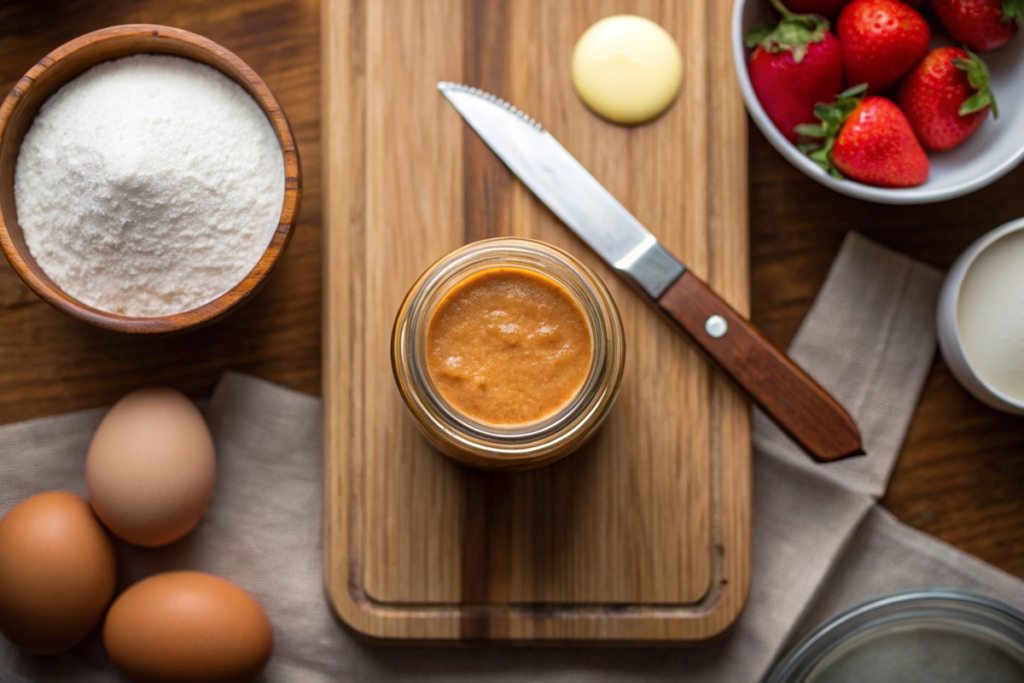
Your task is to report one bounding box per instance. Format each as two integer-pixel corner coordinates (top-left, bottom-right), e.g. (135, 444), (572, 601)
(425, 267), (592, 426)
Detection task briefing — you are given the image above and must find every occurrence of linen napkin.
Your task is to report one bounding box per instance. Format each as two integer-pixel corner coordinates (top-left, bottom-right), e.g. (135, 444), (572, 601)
(2, 231), (1023, 683)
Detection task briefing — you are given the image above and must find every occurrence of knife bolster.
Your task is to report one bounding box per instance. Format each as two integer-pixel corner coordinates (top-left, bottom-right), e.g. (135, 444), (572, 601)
(612, 237), (685, 299)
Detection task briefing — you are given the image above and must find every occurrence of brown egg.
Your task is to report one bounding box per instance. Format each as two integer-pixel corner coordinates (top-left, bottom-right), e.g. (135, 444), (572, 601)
(87, 387), (215, 547)
(0, 491), (117, 654)
(104, 571), (273, 683)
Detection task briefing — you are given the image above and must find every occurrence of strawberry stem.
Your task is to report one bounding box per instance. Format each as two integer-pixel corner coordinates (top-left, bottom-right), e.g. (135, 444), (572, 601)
(769, 0), (795, 17)
(744, 0), (831, 64)
(1003, 0), (1024, 22)
(953, 49), (998, 119)
(795, 83), (868, 180)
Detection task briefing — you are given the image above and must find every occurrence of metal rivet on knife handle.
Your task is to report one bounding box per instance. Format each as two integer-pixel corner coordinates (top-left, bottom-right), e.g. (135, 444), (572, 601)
(705, 315), (728, 339)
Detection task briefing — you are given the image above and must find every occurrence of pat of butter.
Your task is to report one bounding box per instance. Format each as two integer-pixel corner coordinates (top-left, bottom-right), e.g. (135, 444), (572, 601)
(571, 15), (683, 125)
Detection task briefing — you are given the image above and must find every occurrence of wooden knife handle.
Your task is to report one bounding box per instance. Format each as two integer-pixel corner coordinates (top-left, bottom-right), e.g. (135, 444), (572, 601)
(657, 270), (863, 462)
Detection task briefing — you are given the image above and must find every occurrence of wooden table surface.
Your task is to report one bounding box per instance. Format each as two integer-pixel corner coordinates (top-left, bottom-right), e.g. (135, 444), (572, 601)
(1, 0), (1021, 581)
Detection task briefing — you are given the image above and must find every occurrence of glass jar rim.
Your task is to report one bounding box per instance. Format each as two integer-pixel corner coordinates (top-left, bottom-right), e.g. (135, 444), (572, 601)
(768, 589), (1024, 683)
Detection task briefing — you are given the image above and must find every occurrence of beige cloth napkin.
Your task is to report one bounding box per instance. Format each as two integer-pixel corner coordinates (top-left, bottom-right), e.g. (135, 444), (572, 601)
(2, 231), (1023, 682)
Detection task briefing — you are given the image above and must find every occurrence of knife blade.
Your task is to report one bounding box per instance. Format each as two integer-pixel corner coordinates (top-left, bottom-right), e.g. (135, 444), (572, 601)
(438, 82), (863, 462)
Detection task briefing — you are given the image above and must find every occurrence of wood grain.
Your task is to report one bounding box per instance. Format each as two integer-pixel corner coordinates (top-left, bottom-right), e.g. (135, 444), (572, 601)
(459, 0), (516, 638)
(658, 269), (862, 462)
(0, 0), (1021, 627)
(323, 0), (751, 641)
(0, 24), (301, 334)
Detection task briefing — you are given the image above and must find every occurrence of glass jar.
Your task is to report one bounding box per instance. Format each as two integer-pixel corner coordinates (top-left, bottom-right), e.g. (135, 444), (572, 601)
(392, 237), (624, 472)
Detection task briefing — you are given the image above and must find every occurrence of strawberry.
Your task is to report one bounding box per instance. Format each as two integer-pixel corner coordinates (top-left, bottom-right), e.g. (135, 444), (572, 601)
(896, 47), (998, 150)
(929, 0), (1024, 51)
(796, 83), (930, 187)
(787, 0), (924, 14)
(837, 0), (931, 92)
(745, 0), (845, 143)
(785, 0), (851, 17)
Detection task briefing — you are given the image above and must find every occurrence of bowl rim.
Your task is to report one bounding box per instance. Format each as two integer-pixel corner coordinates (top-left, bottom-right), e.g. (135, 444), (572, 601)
(0, 24), (301, 334)
(767, 588), (1024, 683)
(731, 0), (1024, 205)
(938, 217), (1024, 413)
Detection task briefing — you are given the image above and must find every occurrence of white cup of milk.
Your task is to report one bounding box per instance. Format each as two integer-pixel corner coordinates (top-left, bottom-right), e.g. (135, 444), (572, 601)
(938, 218), (1024, 415)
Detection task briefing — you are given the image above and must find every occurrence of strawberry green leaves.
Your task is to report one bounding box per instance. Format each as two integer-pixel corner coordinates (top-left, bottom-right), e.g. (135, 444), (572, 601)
(1004, 0), (1024, 22)
(795, 83), (868, 179)
(953, 48), (999, 118)
(745, 0), (832, 63)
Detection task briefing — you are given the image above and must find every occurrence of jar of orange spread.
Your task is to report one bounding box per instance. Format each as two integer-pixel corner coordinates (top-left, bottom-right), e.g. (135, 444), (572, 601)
(392, 238), (624, 472)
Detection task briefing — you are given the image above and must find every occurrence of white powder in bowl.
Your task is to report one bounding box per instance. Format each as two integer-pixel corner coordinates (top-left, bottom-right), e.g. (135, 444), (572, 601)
(14, 54), (285, 318)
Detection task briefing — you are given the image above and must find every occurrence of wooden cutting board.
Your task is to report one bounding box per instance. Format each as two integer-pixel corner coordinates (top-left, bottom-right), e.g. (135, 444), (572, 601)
(322, 0), (751, 642)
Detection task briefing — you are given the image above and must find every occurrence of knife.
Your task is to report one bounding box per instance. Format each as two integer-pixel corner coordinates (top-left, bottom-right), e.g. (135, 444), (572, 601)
(438, 82), (863, 463)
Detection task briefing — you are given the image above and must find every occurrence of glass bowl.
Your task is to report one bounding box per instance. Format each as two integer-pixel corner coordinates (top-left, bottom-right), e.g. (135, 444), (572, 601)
(769, 589), (1024, 683)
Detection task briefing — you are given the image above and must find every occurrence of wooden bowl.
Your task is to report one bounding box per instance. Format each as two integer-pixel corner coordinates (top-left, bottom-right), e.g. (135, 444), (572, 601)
(0, 24), (301, 333)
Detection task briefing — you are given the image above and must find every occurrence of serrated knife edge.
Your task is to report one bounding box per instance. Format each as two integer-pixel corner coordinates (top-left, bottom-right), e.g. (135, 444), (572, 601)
(437, 82), (686, 299)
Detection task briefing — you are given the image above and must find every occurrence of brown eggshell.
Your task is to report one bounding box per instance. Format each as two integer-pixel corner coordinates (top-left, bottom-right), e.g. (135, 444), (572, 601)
(87, 387), (215, 547)
(104, 571), (273, 683)
(0, 491), (117, 654)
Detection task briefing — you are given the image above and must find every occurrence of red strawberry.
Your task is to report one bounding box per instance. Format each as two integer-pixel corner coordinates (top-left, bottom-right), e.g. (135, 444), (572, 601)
(786, 0), (851, 17)
(796, 84), (930, 187)
(929, 0), (1023, 51)
(837, 0), (931, 92)
(746, 0), (845, 143)
(896, 47), (998, 150)
(787, 0), (924, 14)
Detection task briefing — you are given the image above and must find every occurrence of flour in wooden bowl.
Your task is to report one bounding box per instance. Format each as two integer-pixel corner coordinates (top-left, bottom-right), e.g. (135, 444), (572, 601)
(14, 54), (285, 318)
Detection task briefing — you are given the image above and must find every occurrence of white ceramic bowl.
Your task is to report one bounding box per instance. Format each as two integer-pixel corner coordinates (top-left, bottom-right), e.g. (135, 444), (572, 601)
(733, 0), (1024, 204)
(937, 217), (1024, 415)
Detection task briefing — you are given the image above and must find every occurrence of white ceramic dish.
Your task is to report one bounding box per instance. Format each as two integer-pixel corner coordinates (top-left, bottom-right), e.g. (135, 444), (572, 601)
(733, 0), (1024, 204)
(937, 217), (1024, 415)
